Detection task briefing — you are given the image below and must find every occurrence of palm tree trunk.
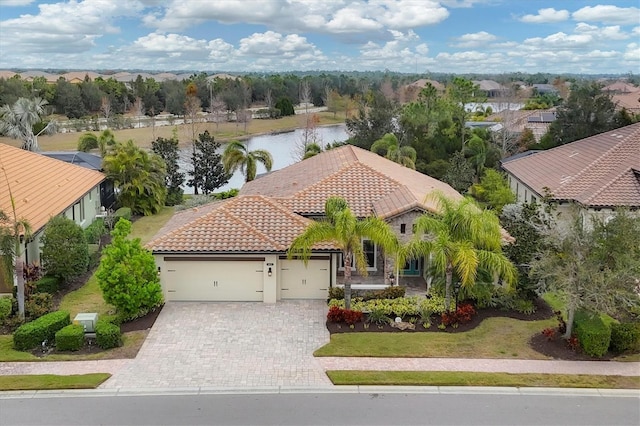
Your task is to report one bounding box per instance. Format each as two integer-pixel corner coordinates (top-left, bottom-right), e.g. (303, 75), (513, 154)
(344, 252), (352, 310)
(445, 263), (453, 313)
(563, 305), (576, 339)
(15, 256), (25, 319)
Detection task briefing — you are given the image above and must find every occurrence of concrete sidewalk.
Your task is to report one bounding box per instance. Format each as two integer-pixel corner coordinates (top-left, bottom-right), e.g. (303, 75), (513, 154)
(0, 359), (131, 376)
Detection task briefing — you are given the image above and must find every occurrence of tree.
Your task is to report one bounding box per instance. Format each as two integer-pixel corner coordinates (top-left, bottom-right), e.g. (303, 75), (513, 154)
(409, 194), (516, 311)
(447, 77), (481, 147)
(77, 129), (116, 156)
(103, 140), (167, 215)
(0, 97), (55, 151)
(442, 151), (474, 193)
(223, 140), (273, 182)
(288, 197), (398, 310)
(184, 83), (202, 143)
(470, 169), (516, 213)
(54, 79), (86, 119)
(275, 97), (295, 116)
(96, 218), (163, 321)
(370, 133), (417, 169)
(544, 82), (618, 147)
(463, 134), (489, 181)
(40, 216), (89, 284)
(346, 91), (396, 150)
(531, 210), (640, 337)
(0, 209), (31, 319)
(151, 133), (185, 205)
(187, 131), (229, 195)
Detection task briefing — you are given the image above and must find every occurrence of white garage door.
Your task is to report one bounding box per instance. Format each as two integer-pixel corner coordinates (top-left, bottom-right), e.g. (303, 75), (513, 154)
(164, 258), (264, 302)
(280, 258), (330, 300)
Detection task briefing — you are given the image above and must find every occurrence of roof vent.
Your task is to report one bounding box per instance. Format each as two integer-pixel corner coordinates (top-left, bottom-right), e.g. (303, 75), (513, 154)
(560, 175), (571, 184)
(568, 151), (579, 158)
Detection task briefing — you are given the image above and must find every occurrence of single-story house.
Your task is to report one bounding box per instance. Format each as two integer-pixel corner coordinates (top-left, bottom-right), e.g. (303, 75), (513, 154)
(501, 122), (640, 226)
(0, 144), (106, 292)
(147, 145), (464, 303)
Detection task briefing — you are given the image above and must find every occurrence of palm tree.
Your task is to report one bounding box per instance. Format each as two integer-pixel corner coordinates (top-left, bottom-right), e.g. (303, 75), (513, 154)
(222, 140), (273, 182)
(370, 133), (417, 169)
(103, 140), (167, 215)
(463, 134), (488, 181)
(409, 193), (516, 311)
(0, 97), (55, 151)
(77, 129), (117, 157)
(288, 197), (399, 310)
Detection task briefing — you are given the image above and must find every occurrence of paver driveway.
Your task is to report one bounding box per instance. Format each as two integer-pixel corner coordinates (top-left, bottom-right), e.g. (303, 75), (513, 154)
(101, 300), (332, 389)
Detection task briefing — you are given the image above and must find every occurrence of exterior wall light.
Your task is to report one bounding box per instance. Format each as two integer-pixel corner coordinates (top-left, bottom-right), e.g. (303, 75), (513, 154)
(268, 267), (272, 277)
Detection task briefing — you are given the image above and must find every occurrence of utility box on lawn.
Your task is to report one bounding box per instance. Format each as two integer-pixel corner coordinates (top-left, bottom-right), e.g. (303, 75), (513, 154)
(73, 313), (99, 333)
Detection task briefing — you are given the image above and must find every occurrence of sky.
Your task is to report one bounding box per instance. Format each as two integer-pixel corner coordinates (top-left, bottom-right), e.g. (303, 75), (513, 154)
(0, 0), (638, 74)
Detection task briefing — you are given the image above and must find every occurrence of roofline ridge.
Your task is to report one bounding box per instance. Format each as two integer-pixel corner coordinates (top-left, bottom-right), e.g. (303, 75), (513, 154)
(585, 166), (640, 205)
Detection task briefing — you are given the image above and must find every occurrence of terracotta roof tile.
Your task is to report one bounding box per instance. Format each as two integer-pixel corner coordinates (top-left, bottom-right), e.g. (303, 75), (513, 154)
(147, 195), (336, 253)
(502, 123), (640, 207)
(0, 144), (105, 233)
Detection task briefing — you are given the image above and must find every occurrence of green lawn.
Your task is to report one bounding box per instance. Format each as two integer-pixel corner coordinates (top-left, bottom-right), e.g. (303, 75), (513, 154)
(0, 373), (111, 391)
(128, 206), (175, 245)
(326, 371), (640, 389)
(315, 317), (557, 359)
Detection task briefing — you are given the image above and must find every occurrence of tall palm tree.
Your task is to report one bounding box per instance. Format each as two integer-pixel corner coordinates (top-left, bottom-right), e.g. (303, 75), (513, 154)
(409, 193), (516, 311)
(0, 97), (55, 151)
(77, 129), (117, 157)
(463, 134), (488, 181)
(288, 197), (399, 310)
(222, 140), (273, 182)
(370, 133), (417, 169)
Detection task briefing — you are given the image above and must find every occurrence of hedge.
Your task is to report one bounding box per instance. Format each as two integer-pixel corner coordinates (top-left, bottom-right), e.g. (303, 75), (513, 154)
(55, 324), (85, 351)
(114, 207), (132, 221)
(34, 275), (61, 294)
(609, 323), (640, 353)
(95, 320), (122, 349)
(573, 310), (612, 358)
(0, 297), (12, 321)
(13, 310), (71, 351)
(84, 218), (106, 244)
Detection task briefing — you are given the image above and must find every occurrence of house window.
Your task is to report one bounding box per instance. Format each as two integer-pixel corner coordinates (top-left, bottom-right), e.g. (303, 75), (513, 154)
(89, 190), (92, 201)
(530, 194), (535, 203)
(400, 224), (406, 234)
(339, 239), (377, 271)
(524, 189), (528, 202)
(80, 199), (85, 222)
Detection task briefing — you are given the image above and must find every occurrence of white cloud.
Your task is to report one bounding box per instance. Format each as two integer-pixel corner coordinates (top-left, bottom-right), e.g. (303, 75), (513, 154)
(325, 6), (383, 33)
(0, 0), (34, 5)
(239, 31), (320, 58)
(520, 8), (569, 24)
(572, 5), (640, 26)
(373, 0), (449, 29)
(623, 43), (640, 62)
(524, 32), (592, 49)
(575, 23), (629, 40)
(452, 31), (497, 48)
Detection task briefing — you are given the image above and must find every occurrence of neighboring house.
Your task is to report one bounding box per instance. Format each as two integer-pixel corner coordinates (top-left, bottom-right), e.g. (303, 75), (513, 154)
(473, 80), (507, 98)
(147, 145), (464, 303)
(501, 123), (640, 226)
(0, 144), (105, 292)
(487, 109), (556, 142)
(532, 84), (559, 96)
(40, 151), (116, 210)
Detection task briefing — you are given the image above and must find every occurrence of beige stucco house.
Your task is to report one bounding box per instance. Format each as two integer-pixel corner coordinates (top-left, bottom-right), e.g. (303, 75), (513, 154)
(0, 144), (105, 292)
(147, 145), (463, 303)
(501, 123), (640, 227)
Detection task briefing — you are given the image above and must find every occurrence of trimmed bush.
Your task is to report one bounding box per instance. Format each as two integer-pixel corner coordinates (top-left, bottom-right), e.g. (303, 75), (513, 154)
(13, 310), (71, 351)
(0, 297), (12, 321)
(328, 287), (344, 300)
(95, 320), (122, 349)
(88, 244), (101, 269)
(25, 293), (53, 319)
(41, 216), (89, 283)
(55, 324), (85, 351)
(34, 275), (61, 294)
(573, 310), (612, 358)
(114, 207), (132, 221)
(84, 218), (107, 244)
(610, 323), (640, 353)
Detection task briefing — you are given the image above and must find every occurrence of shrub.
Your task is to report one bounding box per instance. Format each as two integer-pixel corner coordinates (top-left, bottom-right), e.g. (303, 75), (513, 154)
(514, 299), (536, 315)
(114, 207), (132, 221)
(25, 293), (53, 319)
(441, 303), (476, 327)
(609, 323), (640, 353)
(97, 219), (164, 321)
(55, 324), (85, 351)
(367, 308), (390, 325)
(13, 310), (71, 351)
(84, 218), (107, 244)
(88, 244), (101, 269)
(343, 309), (363, 325)
(327, 306), (345, 323)
(328, 287), (344, 300)
(0, 297), (12, 321)
(95, 320), (122, 349)
(574, 310), (612, 358)
(34, 275), (61, 294)
(542, 327), (557, 341)
(41, 216), (89, 284)
(363, 286), (405, 301)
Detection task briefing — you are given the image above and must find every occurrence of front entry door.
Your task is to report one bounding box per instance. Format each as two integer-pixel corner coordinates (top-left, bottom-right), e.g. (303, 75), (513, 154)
(401, 258), (421, 276)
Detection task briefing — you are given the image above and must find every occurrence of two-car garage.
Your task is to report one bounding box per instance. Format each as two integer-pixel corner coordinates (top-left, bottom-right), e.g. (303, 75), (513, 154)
(158, 255), (333, 303)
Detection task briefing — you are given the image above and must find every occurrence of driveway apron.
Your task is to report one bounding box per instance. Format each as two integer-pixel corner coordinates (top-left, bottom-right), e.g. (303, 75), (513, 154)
(101, 300), (332, 389)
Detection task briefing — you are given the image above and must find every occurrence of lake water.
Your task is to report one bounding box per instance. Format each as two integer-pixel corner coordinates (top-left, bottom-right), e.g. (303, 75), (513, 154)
(179, 124), (349, 194)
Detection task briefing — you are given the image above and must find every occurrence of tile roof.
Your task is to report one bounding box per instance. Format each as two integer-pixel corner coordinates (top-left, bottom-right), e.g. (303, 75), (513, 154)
(502, 123), (640, 207)
(240, 145), (462, 218)
(147, 195), (337, 253)
(0, 144), (105, 233)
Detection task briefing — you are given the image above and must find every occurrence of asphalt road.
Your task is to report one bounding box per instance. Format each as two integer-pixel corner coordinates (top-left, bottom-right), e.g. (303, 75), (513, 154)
(1, 390), (638, 426)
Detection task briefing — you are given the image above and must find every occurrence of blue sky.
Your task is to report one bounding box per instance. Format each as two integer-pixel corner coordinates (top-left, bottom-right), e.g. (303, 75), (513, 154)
(0, 0), (638, 74)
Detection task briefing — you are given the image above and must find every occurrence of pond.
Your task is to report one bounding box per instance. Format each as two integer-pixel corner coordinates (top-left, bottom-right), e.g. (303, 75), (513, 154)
(179, 124), (348, 194)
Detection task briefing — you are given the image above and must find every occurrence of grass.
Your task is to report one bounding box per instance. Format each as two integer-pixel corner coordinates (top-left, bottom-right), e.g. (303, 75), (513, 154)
(128, 206), (175, 245)
(326, 371), (640, 389)
(0, 111), (345, 151)
(58, 274), (111, 318)
(0, 330), (147, 362)
(0, 373), (111, 391)
(314, 317), (557, 359)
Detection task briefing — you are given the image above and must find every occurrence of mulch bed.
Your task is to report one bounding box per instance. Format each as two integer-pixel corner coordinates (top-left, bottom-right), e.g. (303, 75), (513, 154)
(120, 305), (163, 333)
(325, 298), (625, 361)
